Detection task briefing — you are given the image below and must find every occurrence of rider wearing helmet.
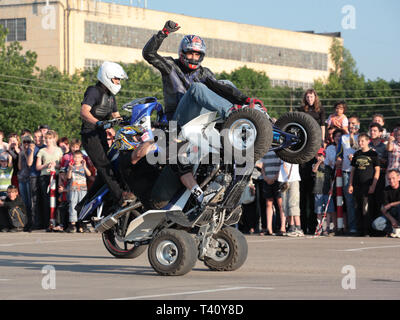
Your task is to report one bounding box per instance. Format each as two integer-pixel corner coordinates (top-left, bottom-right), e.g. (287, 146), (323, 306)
(79, 61), (135, 208)
(142, 20), (265, 126)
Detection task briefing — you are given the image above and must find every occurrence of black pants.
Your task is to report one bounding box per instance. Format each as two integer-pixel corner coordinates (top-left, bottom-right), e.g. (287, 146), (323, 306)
(81, 129), (123, 204)
(299, 179), (317, 234)
(30, 176), (44, 228)
(0, 207), (11, 230)
(354, 187), (373, 236)
(240, 200), (258, 233)
(369, 174), (385, 222)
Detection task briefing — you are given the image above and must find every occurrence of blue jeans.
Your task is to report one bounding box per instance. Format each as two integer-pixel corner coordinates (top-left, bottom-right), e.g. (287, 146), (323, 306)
(18, 180), (32, 224)
(172, 82), (234, 127)
(372, 205), (400, 233)
(69, 189), (87, 223)
(343, 171), (357, 232)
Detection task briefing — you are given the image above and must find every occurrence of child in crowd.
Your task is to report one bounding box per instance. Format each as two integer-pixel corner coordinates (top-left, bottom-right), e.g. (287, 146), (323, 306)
(349, 133), (380, 236)
(65, 150), (91, 233)
(0, 185), (27, 232)
(312, 148), (335, 236)
(326, 101), (349, 134)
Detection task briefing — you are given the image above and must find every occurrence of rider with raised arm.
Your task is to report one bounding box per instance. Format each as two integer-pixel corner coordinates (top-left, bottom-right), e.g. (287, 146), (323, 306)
(142, 21), (264, 203)
(79, 61), (135, 209)
(142, 20), (265, 127)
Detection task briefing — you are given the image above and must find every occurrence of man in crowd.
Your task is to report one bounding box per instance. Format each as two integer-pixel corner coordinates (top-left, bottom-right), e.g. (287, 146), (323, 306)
(340, 115), (360, 235)
(372, 169), (400, 238)
(369, 122), (388, 225)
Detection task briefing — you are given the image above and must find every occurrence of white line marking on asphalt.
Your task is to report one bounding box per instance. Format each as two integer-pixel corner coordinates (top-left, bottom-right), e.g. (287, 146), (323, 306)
(0, 238), (98, 247)
(110, 286), (274, 300)
(247, 237), (306, 243)
(337, 245), (400, 252)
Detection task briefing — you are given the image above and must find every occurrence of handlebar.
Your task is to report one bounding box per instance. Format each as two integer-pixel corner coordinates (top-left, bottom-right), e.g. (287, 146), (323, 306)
(96, 116), (130, 129)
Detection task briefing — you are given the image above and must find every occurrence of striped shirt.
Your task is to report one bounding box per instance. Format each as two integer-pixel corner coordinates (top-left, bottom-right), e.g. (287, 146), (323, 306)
(261, 151), (282, 179)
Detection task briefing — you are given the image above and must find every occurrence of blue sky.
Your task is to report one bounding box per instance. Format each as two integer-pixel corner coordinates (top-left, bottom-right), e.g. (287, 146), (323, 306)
(142, 0), (400, 82)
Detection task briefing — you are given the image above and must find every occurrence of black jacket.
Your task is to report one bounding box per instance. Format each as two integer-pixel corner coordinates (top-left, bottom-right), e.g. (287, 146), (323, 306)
(142, 31), (248, 116)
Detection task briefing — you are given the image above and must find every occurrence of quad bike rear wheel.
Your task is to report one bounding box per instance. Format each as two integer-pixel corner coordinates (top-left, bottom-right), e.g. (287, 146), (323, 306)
(148, 229), (198, 276)
(222, 108), (273, 163)
(204, 226), (248, 271)
(102, 209), (147, 259)
(275, 112), (321, 164)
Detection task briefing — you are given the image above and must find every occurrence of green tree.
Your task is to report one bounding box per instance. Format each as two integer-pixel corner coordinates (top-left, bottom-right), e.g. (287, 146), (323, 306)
(0, 25), (42, 135)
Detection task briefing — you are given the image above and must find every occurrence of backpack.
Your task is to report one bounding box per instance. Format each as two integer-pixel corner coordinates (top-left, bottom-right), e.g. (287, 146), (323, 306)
(8, 206), (27, 229)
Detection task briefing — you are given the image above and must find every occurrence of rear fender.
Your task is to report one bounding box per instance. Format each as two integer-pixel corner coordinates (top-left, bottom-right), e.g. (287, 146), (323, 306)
(124, 209), (171, 242)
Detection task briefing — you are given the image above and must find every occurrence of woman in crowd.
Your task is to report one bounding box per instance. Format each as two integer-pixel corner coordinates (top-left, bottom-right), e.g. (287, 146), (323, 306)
(36, 130), (63, 231)
(297, 89), (326, 234)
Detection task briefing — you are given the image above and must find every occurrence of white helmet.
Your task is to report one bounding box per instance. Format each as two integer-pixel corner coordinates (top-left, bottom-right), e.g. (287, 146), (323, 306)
(97, 61), (128, 95)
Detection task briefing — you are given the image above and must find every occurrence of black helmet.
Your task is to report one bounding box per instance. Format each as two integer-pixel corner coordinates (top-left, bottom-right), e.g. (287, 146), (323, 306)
(178, 35), (206, 70)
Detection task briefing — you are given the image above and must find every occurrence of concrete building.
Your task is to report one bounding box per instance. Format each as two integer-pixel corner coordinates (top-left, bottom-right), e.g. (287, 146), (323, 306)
(0, 0), (342, 88)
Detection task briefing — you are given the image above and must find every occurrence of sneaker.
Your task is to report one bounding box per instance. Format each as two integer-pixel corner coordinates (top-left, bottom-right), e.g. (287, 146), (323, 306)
(65, 224), (77, 233)
(391, 228), (400, 238)
(296, 229), (304, 237)
(287, 230), (298, 237)
(335, 229), (344, 236)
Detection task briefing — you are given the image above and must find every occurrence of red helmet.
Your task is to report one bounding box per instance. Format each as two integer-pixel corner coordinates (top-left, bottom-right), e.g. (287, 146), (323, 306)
(178, 35), (206, 70)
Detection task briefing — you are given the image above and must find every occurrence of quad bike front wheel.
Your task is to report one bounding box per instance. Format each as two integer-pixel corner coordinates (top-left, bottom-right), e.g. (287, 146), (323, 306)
(275, 112), (321, 164)
(222, 108), (273, 163)
(148, 229), (198, 276)
(204, 226), (248, 272)
(102, 209), (147, 259)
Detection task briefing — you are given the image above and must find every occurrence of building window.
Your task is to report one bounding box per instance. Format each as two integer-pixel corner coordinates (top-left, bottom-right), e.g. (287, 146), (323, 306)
(84, 58), (104, 69)
(0, 18), (26, 42)
(84, 21), (328, 71)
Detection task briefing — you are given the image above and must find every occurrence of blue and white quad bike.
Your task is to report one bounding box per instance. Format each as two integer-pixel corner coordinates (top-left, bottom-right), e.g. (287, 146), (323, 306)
(78, 97), (321, 276)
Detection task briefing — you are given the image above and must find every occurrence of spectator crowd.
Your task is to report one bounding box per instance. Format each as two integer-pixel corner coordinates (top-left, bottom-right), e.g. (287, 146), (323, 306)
(239, 89), (400, 239)
(0, 124), (116, 233)
(1, 88), (400, 239)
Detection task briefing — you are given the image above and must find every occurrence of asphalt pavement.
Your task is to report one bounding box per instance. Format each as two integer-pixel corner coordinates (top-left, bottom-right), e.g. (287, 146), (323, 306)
(1, 230), (399, 301)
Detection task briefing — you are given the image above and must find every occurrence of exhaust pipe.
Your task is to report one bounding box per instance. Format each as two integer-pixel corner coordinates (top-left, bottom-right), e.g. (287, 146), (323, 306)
(94, 202), (141, 233)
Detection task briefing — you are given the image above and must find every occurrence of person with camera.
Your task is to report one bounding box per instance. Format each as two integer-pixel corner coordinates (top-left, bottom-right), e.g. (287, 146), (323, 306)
(142, 20), (265, 127)
(17, 135), (34, 231)
(340, 115), (360, 235)
(6, 133), (21, 189)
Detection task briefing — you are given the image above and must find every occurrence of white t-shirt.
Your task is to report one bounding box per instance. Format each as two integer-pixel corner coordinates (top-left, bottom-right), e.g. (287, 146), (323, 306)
(341, 134), (359, 172)
(278, 162), (301, 182)
(324, 144), (337, 169)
